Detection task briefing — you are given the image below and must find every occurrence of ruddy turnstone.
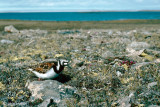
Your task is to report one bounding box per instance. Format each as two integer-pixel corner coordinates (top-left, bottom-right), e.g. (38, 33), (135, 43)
(28, 59), (69, 79)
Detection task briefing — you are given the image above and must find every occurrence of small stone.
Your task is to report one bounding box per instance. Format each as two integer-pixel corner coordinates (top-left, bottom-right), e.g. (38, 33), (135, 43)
(101, 51), (114, 58)
(1, 39), (14, 44)
(116, 71), (123, 77)
(147, 82), (157, 89)
(138, 104), (145, 107)
(107, 30), (113, 35)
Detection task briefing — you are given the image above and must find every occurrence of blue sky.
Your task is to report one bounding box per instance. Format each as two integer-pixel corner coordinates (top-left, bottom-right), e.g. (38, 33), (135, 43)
(0, 0), (160, 12)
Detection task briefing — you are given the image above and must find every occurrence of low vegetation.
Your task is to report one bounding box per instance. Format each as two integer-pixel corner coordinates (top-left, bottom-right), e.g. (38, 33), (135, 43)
(0, 20), (160, 106)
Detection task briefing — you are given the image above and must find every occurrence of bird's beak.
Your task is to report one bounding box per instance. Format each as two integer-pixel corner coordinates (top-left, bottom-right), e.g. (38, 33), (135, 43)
(67, 65), (72, 69)
(64, 58), (72, 69)
(67, 61), (72, 69)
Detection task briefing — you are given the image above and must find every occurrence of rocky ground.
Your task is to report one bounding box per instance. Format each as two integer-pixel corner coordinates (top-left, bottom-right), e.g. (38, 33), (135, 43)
(0, 24), (160, 106)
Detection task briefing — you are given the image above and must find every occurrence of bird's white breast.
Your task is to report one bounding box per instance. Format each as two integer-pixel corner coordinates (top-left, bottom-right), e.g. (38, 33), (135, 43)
(31, 68), (59, 79)
(45, 68), (59, 79)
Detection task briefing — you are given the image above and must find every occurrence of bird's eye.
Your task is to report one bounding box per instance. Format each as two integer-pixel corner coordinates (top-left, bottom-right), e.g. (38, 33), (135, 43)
(63, 62), (68, 65)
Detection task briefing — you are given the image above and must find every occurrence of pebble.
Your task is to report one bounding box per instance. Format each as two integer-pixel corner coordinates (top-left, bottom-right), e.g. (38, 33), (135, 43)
(0, 39), (14, 44)
(147, 82), (157, 89)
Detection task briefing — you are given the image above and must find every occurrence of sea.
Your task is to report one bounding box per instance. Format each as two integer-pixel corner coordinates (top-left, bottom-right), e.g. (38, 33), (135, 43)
(0, 12), (160, 21)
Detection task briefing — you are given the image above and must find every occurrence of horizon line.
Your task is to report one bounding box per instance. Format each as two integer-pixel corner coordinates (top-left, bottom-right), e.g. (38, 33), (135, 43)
(0, 9), (160, 13)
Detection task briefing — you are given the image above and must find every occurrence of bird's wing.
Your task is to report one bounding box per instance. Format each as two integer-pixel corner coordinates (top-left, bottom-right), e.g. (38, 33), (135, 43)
(31, 62), (56, 74)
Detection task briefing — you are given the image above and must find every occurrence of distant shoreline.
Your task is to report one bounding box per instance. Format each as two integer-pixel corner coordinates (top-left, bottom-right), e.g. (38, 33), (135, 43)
(1, 19), (160, 23)
(0, 19), (160, 31)
(0, 10), (160, 13)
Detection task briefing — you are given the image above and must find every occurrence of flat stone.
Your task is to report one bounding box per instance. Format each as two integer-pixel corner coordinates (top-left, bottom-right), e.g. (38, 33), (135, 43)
(26, 80), (78, 106)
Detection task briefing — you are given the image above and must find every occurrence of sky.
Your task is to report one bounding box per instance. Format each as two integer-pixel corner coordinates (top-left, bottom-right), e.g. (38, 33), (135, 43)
(0, 0), (160, 12)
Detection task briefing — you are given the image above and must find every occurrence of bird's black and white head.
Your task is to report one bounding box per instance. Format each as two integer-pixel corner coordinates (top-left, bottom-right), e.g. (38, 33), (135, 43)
(54, 59), (71, 74)
(59, 59), (69, 66)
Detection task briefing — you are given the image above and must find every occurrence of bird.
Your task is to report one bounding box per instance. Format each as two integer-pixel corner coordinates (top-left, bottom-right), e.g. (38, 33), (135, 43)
(28, 59), (69, 79)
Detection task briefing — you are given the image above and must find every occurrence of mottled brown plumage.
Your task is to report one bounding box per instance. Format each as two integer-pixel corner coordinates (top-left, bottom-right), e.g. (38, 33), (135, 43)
(31, 62), (57, 74)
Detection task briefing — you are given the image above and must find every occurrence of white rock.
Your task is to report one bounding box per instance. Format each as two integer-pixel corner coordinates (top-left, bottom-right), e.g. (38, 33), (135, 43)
(116, 71), (123, 77)
(4, 25), (19, 33)
(102, 51), (114, 58)
(1, 39), (14, 44)
(116, 31), (122, 35)
(119, 38), (131, 44)
(129, 42), (150, 49)
(126, 49), (144, 56)
(148, 82), (157, 89)
(155, 58), (160, 63)
(127, 42), (150, 51)
(107, 30), (113, 35)
(129, 92), (134, 98)
(142, 31), (151, 35)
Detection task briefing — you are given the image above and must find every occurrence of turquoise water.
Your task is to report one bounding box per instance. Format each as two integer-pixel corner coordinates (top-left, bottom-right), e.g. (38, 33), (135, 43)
(0, 12), (160, 21)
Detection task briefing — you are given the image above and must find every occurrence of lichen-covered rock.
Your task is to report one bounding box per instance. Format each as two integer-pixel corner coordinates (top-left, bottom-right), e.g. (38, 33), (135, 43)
(26, 80), (79, 106)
